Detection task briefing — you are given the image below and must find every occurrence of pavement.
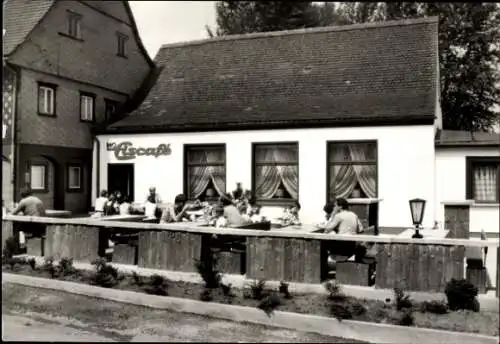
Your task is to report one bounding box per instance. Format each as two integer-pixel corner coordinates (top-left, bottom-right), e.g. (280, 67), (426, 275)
(2, 283), (362, 343)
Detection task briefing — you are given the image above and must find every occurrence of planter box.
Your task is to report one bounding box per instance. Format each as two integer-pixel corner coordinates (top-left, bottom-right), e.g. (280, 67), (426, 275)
(336, 261), (374, 286)
(26, 237), (44, 257)
(466, 267), (487, 294)
(216, 250), (244, 275)
(113, 244), (137, 265)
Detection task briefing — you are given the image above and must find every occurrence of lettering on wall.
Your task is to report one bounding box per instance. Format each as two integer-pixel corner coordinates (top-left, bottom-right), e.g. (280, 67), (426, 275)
(106, 141), (172, 161)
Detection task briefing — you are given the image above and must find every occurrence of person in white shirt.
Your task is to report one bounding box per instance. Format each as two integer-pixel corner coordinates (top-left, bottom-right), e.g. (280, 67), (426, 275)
(324, 198), (364, 235)
(92, 190), (108, 217)
(119, 196), (131, 215)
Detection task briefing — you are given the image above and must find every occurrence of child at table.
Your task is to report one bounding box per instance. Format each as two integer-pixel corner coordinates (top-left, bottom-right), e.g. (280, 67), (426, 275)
(281, 201), (301, 226)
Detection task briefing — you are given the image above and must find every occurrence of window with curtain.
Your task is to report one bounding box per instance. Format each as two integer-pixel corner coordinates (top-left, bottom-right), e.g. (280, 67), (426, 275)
(185, 145), (226, 200)
(253, 143), (299, 201)
(327, 141), (377, 202)
(468, 158), (500, 203)
(67, 164), (82, 191)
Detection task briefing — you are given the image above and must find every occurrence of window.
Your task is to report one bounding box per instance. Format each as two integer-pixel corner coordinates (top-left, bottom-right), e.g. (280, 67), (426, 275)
(467, 157), (500, 203)
(327, 141), (377, 201)
(37, 83), (56, 116)
(80, 93), (95, 122)
(117, 33), (128, 57)
(67, 164), (82, 191)
(253, 143), (299, 202)
(185, 145), (226, 201)
(105, 99), (118, 121)
(67, 11), (82, 39)
(30, 164), (46, 191)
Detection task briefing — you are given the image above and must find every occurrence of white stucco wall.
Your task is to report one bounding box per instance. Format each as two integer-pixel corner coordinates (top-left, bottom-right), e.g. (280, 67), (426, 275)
(435, 147), (500, 235)
(95, 125), (436, 227)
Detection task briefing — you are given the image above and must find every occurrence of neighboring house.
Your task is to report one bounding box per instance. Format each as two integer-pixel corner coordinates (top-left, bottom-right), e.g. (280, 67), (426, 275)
(435, 130), (500, 238)
(94, 17), (442, 227)
(2, 0), (154, 213)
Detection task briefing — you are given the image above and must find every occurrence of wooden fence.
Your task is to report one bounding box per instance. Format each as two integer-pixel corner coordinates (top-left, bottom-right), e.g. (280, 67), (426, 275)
(2, 215), (499, 296)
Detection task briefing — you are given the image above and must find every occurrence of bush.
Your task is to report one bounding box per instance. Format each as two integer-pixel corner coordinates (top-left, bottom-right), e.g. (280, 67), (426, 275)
(397, 309), (415, 326)
(5, 257), (26, 270)
(249, 279), (267, 300)
(445, 278), (479, 312)
(91, 258), (119, 288)
(144, 274), (169, 296)
(220, 282), (233, 297)
(2, 236), (19, 261)
(330, 303), (353, 321)
(258, 292), (282, 317)
(131, 271), (144, 286)
(279, 281), (291, 299)
(42, 256), (58, 278)
(58, 257), (75, 276)
(324, 280), (346, 302)
(420, 300), (448, 314)
(27, 258), (37, 271)
(200, 288), (213, 302)
(349, 300), (367, 317)
(394, 288), (413, 310)
(195, 254), (221, 289)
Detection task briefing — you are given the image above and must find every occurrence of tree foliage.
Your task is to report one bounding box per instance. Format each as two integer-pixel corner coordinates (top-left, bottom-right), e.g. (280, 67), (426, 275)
(210, 1), (500, 131)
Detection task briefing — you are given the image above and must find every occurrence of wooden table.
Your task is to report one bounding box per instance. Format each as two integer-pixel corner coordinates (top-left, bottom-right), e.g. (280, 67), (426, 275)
(45, 210), (72, 218)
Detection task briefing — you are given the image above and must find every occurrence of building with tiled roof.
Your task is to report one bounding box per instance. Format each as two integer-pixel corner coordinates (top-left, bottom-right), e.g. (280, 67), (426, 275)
(95, 17), (446, 228)
(2, 0), (154, 212)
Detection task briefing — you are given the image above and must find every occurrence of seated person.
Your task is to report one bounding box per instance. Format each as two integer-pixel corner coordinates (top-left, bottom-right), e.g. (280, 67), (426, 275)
(324, 198), (364, 235)
(316, 202), (336, 230)
(119, 196), (132, 215)
(281, 201), (301, 226)
(159, 194), (194, 223)
(104, 193), (118, 216)
(92, 190), (108, 217)
(221, 193), (249, 227)
(212, 206), (228, 228)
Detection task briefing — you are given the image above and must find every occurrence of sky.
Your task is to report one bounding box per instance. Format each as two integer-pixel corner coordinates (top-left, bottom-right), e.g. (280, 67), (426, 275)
(129, 1), (217, 59)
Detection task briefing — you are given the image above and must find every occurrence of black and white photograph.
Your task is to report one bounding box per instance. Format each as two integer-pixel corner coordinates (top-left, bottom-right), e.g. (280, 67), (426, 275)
(2, 1), (499, 342)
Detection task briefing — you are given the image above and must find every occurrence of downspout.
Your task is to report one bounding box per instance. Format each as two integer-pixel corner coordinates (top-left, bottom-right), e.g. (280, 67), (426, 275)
(95, 136), (100, 200)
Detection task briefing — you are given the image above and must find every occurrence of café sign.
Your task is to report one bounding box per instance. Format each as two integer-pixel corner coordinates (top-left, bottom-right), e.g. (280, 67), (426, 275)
(106, 141), (172, 161)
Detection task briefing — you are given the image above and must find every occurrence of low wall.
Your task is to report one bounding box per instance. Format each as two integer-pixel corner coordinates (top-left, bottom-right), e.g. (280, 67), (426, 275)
(2, 215), (499, 296)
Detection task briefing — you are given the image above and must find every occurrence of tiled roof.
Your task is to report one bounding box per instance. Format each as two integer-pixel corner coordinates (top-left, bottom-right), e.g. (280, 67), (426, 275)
(435, 130), (500, 147)
(107, 17), (439, 133)
(3, 0), (55, 56)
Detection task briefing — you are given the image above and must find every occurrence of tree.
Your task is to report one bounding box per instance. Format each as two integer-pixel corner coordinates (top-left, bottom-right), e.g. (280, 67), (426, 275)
(210, 1), (500, 131)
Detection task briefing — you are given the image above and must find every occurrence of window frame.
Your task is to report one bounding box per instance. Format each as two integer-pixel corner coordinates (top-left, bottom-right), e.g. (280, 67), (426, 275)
(80, 92), (96, 123)
(104, 98), (118, 122)
(326, 140), (378, 203)
(183, 144), (227, 201)
(251, 141), (299, 206)
(67, 10), (82, 39)
(466, 156), (500, 204)
(30, 163), (48, 193)
(37, 82), (57, 117)
(67, 163), (83, 192)
(116, 32), (129, 57)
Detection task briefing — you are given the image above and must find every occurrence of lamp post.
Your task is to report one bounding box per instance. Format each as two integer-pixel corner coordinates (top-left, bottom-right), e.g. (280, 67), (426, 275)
(409, 198), (426, 239)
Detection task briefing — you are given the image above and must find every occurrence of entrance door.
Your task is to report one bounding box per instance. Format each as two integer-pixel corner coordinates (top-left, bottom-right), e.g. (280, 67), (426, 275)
(107, 164), (134, 201)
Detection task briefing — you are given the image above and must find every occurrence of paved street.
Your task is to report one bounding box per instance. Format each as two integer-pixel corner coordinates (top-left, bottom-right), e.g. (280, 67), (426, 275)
(2, 283), (362, 343)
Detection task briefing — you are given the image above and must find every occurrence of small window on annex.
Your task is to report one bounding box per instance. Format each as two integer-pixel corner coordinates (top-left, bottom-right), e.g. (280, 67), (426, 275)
(185, 145), (226, 201)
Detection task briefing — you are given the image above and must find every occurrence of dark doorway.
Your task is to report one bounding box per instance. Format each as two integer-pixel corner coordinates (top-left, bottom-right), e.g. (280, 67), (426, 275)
(107, 164), (134, 201)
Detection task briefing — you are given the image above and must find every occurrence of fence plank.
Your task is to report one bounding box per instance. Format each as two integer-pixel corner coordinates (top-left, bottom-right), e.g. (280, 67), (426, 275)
(43, 224), (99, 261)
(2, 220), (14, 251)
(374, 243), (388, 289)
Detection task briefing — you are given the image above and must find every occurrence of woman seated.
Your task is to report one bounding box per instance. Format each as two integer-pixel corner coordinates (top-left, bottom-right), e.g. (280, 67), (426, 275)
(281, 201), (301, 226)
(119, 196), (132, 215)
(221, 193), (249, 227)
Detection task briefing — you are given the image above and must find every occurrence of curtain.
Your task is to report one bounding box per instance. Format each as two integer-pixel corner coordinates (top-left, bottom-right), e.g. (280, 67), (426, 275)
(275, 148), (299, 199)
(255, 148), (281, 199)
(473, 165), (497, 201)
(349, 146), (376, 198)
(330, 165), (357, 199)
(189, 148), (226, 199)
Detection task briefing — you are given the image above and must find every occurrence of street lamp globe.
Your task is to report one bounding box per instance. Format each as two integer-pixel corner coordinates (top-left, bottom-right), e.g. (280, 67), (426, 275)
(409, 198), (426, 239)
